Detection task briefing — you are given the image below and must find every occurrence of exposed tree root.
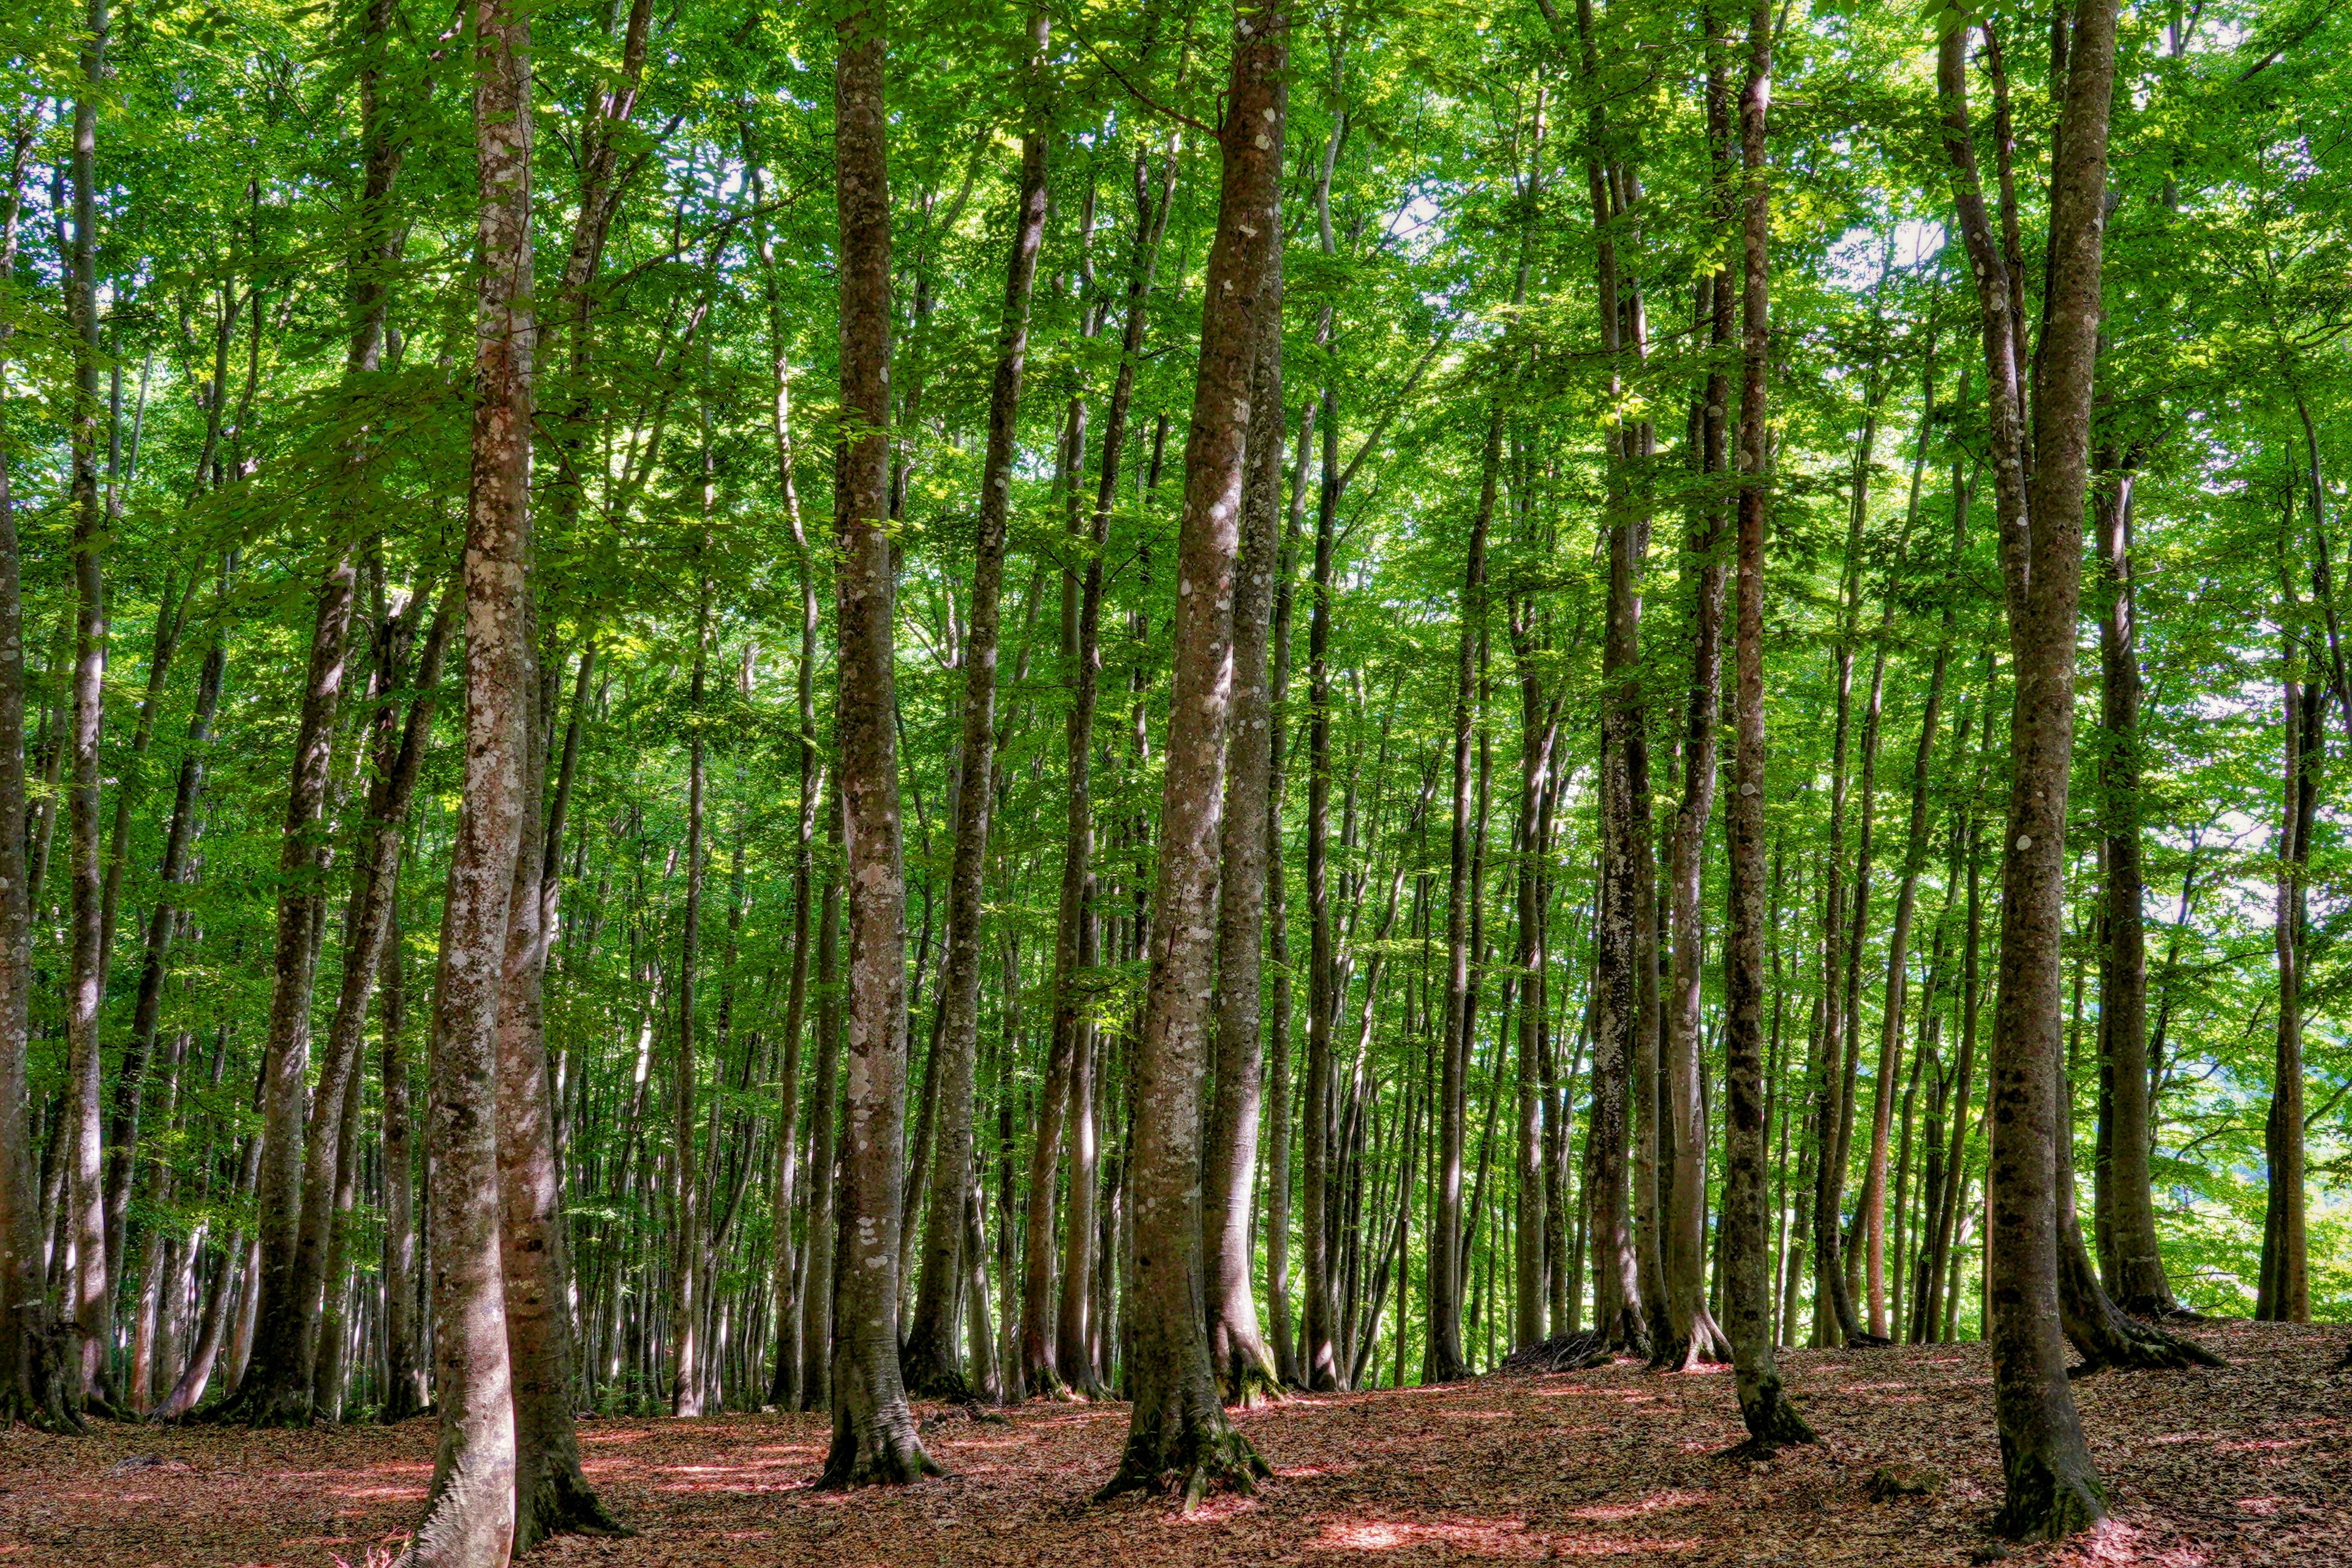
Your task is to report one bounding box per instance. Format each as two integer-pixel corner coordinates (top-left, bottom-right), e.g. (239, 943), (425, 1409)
(514, 1464), (631, 1553)
(1215, 1351), (1286, 1409)
(1499, 1332), (1613, 1374)
(2059, 1242), (2226, 1374)
(819, 1411), (946, 1489)
(191, 1378), (313, 1428)
(1097, 1412), (1270, 1510)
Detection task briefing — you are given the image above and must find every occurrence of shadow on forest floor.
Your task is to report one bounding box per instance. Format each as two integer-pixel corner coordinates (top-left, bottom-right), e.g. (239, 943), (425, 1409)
(1, 1319), (2342, 1566)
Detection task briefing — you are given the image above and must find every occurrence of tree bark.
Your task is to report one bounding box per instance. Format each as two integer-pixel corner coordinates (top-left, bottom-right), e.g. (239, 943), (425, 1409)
(0, 115), (69, 1430)
(1722, 0), (1812, 1447)
(1101, 0), (1284, 1502)
(62, 0), (113, 1410)
(407, 0), (534, 1545)
(1204, 230), (1284, 1405)
(2091, 459), (2173, 1317)
(905, 17), (1052, 1395)
(382, 907), (425, 1422)
(1939, 3), (2120, 1538)
(822, 0), (936, 1487)
(499, 639), (622, 1546)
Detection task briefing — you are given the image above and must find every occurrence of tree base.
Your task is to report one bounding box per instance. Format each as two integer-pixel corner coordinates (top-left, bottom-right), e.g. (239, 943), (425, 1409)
(2063, 1299), (2225, 1374)
(820, 1414), (944, 1489)
(1992, 1464), (2104, 1540)
(515, 1462), (631, 1553)
(1215, 1359), (1285, 1410)
(1097, 1411), (1270, 1511)
(899, 1349), (976, 1404)
(1025, 1364), (1074, 1403)
(1728, 1371), (1815, 1455)
(194, 1376), (314, 1428)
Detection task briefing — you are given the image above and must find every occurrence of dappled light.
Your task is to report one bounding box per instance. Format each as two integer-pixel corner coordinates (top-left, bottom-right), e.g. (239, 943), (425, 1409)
(0, 1322), (2340, 1565)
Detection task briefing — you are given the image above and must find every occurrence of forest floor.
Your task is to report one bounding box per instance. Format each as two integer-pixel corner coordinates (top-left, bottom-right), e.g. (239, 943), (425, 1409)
(1, 1319), (2343, 1567)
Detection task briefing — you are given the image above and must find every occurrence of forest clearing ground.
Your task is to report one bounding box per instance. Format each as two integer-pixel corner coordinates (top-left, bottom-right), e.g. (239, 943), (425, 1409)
(0, 1322), (2342, 1567)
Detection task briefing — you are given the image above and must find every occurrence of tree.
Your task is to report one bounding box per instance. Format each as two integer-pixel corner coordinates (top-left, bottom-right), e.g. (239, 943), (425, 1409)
(1937, 0), (2122, 1540)
(1099, 0), (1286, 1503)
(821, 0), (938, 1488)
(407, 0), (537, 1547)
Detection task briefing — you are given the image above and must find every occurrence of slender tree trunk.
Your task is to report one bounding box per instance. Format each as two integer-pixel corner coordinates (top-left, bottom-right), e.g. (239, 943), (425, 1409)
(1722, 0), (1812, 1446)
(499, 641), (622, 1545)
(382, 909), (424, 1422)
(2090, 460), (2174, 1317)
(799, 821), (842, 1411)
(1939, 3), (2120, 1537)
(1303, 415), (1340, 1387)
(62, 0), (113, 1409)
(407, 0), (535, 1545)
(2259, 606), (2314, 1324)
(1101, 0), (1284, 1501)
(1265, 398), (1314, 1389)
(1662, 57), (1738, 1362)
(1425, 402), (1495, 1382)
(669, 606), (708, 1418)
(823, 1), (935, 1485)
(903, 5), (1052, 1399)
(0, 116), (67, 1430)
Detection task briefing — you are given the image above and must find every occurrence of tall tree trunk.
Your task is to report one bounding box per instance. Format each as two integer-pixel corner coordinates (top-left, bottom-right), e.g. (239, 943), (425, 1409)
(1722, 0), (1811, 1444)
(61, 0), (113, 1410)
(906, 18), (1052, 1394)
(2092, 461), (2173, 1317)
(1939, 2), (2120, 1538)
(0, 116), (67, 1430)
(408, 0), (535, 1545)
(746, 136), (818, 1412)
(669, 603), (707, 1418)
(1662, 49), (1738, 1363)
(1101, 0), (1284, 1501)
(1203, 233), (1283, 1405)
(1265, 396), (1314, 1389)
(823, 0), (935, 1486)
(381, 908), (424, 1422)
(2259, 602), (2315, 1324)
(1423, 399), (1493, 1384)
(798, 818), (842, 1411)
(1302, 382), (1343, 1388)
(500, 641), (622, 1545)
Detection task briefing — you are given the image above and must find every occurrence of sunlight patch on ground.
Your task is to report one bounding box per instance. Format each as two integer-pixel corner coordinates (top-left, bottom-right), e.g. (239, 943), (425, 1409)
(1568, 1490), (1708, 1521)
(1311, 1515), (1700, 1559)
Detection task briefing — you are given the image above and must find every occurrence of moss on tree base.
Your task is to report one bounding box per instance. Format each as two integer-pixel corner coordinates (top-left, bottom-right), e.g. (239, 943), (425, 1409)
(1994, 1445), (2105, 1541)
(1098, 1412), (1270, 1510)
